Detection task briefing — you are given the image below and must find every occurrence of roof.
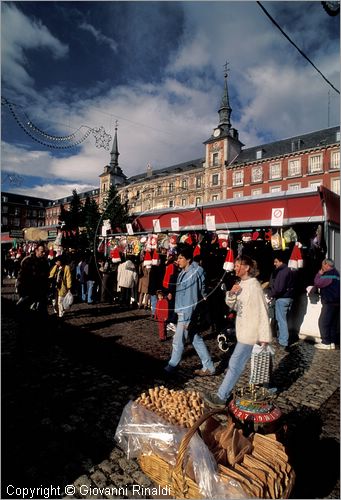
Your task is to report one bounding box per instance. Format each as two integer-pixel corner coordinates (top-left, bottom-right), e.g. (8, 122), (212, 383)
(1, 191), (51, 206)
(127, 158), (204, 184)
(232, 126), (340, 166)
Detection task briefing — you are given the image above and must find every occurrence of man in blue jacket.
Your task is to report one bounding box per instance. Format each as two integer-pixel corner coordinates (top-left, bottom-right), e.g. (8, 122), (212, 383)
(164, 244), (215, 376)
(314, 258), (340, 350)
(270, 252), (295, 349)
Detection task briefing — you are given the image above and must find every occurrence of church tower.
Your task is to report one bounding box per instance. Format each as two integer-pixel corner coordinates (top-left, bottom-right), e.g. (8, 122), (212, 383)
(203, 64), (244, 203)
(99, 122), (127, 206)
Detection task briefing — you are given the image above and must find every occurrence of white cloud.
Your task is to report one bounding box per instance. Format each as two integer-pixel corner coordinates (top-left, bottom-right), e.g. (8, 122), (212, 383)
(1, 3), (68, 93)
(79, 21), (118, 52)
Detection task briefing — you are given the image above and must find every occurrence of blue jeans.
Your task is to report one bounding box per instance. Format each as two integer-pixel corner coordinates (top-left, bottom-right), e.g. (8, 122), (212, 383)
(168, 313), (215, 372)
(150, 294), (157, 315)
(217, 342), (254, 400)
(87, 280), (95, 303)
(275, 298), (293, 346)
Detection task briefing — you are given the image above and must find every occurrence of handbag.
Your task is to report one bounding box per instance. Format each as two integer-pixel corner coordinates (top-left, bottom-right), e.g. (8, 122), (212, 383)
(187, 299), (211, 339)
(249, 344), (274, 385)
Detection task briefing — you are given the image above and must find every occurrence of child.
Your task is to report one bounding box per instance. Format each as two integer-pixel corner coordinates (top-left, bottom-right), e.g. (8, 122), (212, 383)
(155, 289), (169, 342)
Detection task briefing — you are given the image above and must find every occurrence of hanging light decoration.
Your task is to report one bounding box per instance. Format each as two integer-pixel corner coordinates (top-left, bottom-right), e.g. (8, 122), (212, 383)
(1, 172), (24, 186)
(1, 97), (112, 150)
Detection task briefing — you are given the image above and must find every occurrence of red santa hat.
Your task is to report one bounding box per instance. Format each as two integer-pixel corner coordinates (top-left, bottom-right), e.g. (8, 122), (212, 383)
(217, 231), (229, 249)
(223, 247), (234, 272)
(110, 247), (121, 263)
(288, 242), (303, 269)
(152, 249), (160, 266)
(193, 244), (201, 257)
(143, 250), (152, 267)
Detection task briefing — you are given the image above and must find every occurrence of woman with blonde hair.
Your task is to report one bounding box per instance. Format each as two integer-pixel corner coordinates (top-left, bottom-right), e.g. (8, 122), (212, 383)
(203, 255), (272, 407)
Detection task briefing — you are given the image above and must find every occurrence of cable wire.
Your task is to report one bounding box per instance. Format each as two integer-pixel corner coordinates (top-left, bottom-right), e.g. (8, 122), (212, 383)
(257, 1), (340, 95)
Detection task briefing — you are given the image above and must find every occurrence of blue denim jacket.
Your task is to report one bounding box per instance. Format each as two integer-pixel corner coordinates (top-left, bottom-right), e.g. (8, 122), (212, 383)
(175, 262), (206, 322)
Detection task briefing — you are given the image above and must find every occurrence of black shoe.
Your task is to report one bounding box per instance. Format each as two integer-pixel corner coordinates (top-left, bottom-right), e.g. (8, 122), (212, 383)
(164, 364), (177, 374)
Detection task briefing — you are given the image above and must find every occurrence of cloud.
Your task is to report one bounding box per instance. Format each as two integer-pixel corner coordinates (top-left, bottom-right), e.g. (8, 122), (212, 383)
(1, 3), (68, 93)
(10, 183), (97, 201)
(79, 21), (118, 53)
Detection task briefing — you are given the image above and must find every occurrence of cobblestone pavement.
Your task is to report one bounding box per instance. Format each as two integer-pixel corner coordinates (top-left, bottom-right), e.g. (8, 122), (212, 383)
(1, 278), (340, 499)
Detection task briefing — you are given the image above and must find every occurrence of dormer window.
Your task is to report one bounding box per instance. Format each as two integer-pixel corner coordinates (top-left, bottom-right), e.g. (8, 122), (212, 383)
(336, 131), (340, 142)
(256, 149), (263, 160)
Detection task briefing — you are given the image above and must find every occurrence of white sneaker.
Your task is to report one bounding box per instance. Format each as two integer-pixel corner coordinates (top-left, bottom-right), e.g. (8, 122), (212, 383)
(315, 343), (333, 350)
(166, 323), (177, 333)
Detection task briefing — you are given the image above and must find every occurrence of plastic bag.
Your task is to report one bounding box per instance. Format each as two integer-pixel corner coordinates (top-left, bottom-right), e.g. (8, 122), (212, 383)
(115, 401), (248, 499)
(62, 290), (74, 310)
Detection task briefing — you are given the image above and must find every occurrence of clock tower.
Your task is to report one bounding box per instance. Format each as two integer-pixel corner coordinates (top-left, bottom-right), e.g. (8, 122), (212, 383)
(99, 122), (127, 206)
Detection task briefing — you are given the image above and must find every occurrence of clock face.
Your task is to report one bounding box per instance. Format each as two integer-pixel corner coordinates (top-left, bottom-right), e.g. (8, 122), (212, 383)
(213, 128), (221, 137)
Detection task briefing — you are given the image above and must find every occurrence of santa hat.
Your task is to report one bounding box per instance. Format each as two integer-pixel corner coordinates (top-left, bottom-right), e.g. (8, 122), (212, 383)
(111, 247), (121, 263)
(143, 250), (152, 267)
(288, 242), (303, 269)
(223, 247), (234, 272)
(47, 247), (55, 260)
(193, 244), (201, 257)
(152, 249), (160, 266)
(16, 248), (22, 259)
(217, 231), (229, 249)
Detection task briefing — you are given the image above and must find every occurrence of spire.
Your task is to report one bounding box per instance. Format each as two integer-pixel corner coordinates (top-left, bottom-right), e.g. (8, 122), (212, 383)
(110, 120), (120, 169)
(218, 62), (232, 129)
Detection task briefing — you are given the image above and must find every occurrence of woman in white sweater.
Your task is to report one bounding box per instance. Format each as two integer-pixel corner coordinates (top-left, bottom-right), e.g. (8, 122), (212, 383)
(204, 255), (272, 407)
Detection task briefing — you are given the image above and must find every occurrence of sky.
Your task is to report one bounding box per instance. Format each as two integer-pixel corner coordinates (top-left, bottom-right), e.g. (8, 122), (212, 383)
(1, 1), (340, 201)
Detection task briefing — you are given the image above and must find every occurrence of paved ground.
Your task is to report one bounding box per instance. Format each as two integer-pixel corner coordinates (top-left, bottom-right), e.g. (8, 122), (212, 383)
(1, 278), (340, 499)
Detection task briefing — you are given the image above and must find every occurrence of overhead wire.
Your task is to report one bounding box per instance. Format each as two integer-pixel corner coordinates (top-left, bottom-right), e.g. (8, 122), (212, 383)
(256, 1), (340, 95)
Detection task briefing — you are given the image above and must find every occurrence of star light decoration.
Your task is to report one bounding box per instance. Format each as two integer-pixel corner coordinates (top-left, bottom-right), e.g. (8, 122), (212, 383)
(2, 97), (112, 150)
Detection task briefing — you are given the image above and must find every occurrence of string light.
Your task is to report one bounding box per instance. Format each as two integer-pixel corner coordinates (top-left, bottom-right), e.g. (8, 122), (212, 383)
(2, 97), (112, 150)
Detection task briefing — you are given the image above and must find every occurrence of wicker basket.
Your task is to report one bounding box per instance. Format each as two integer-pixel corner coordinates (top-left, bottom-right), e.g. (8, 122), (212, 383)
(138, 408), (295, 499)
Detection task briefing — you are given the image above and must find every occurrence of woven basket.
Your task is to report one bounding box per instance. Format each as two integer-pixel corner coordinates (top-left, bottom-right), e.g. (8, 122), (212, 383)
(138, 408), (295, 499)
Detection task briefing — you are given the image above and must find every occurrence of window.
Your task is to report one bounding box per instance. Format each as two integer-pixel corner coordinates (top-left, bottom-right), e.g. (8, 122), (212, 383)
(270, 186), (282, 193)
(309, 181), (321, 190)
(156, 185), (162, 196)
(14, 208), (20, 216)
(212, 195), (218, 201)
(330, 150), (340, 170)
(288, 159), (301, 177)
(212, 153), (219, 166)
(181, 179), (187, 190)
(336, 131), (340, 142)
(232, 170), (244, 186)
(2, 206), (8, 213)
(169, 182), (174, 193)
(169, 200), (174, 208)
(103, 184), (106, 192)
(269, 162), (282, 180)
(2, 196), (8, 203)
(13, 217), (20, 227)
(25, 199), (29, 206)
(195, 197), (201, 205)
(256, 149), (263, 160)
(251, 166), (263, 183)
(331, 178), (340, 195)
(288, 183), (301, 191)
(196, 177), (202, 188)
(2, 216), (8, 226)
(233, 191), (243, 198)
(251, 188), (262, 196)
(308, 154), (323, 173)
(181, 198), (187, 206)
(212, 174), (219, 186)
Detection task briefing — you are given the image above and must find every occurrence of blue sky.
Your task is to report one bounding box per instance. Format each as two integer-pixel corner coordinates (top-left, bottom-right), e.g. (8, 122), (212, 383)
(1, 1), (340, 200)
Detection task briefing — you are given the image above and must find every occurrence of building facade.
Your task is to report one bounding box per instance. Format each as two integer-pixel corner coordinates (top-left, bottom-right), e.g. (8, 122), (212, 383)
(1, 192), (50, 234)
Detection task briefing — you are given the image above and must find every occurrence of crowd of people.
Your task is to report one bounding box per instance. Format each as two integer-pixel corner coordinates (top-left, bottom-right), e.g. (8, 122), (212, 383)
(3, 235), (340, 406)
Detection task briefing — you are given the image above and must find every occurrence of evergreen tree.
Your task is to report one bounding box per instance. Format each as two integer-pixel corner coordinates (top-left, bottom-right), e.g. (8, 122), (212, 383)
(102, 184), (129, 232)
(69, 189), (83, 231)
(82, 196), (101, 248)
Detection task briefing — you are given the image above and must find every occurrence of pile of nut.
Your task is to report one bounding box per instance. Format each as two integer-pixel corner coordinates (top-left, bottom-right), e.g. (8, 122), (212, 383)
(135, 386), (205, 428)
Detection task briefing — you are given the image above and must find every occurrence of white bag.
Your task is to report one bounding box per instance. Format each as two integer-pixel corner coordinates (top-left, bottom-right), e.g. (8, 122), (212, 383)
(62, 290), (74, 310)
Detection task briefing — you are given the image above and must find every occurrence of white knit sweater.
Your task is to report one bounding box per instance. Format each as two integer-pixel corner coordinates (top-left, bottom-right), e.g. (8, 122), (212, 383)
(226, 277), (272, 345)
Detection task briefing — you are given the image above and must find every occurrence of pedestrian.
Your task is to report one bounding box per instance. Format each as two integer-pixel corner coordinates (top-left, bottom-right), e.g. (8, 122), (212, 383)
(16, 242), (50, 316)
(49, 255), (72, 318)
(203, 255), (272, 407)
(314, 258), (340, 350)
(162, 251), (178, 332)
(164, 244), (215, 376)
(148, 250), (165, 318)
(99, 257), (113, 303)
(117, 255), (138, 308)
(155, 290), (169, 341)
(76, 254), (87, 302)
(269, 252), (295, 348)
(138, 253), (151, 309)
(84, 253), (99, 304)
